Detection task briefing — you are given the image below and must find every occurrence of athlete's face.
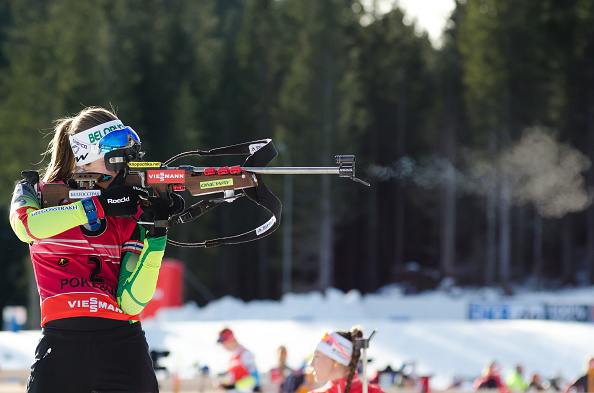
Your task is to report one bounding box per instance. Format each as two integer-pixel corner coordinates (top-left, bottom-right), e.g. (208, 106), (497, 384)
(77, 158), (117, 188)
(310, 350), (342, 382)
(221, 339), (238, 351)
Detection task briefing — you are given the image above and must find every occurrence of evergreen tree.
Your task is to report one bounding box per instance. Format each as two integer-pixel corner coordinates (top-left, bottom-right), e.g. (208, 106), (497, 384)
(274, 0), (367, 291)
(353, 5), (438, 292)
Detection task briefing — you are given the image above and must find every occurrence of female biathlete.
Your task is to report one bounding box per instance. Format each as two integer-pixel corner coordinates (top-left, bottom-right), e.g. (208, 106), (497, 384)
(9, 106), (180, 393)
(309, 327), (385, 393)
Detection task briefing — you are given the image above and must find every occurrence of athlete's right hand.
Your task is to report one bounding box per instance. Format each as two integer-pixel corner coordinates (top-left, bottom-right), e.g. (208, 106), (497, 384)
(96, 186), (149, 217)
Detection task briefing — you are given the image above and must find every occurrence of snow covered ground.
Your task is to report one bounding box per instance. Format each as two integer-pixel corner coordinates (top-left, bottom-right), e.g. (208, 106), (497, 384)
(2, 286), (594, 390)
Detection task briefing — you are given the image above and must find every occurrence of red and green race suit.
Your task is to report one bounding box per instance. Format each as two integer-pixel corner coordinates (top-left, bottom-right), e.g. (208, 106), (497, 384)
(223, 346), (260, 391)
(9, 179), (165, 326)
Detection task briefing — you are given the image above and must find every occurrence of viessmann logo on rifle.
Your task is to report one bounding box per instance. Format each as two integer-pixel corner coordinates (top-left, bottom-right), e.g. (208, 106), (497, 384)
(147, 170), (185, 184)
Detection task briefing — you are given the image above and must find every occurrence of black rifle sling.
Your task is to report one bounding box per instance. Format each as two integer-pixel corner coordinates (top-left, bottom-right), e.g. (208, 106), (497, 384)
(166, 139), (282, 248)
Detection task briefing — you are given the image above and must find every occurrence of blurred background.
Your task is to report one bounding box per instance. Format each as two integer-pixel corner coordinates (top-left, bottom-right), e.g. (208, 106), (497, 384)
(1, 0), (594, 329)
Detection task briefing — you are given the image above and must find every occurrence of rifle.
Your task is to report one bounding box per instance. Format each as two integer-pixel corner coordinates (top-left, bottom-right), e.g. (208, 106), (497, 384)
(356, 330), (378, 393)
(38, 139), (369, 247)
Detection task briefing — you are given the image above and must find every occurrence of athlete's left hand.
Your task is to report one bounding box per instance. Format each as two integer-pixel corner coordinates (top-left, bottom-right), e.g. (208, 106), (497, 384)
(140, 193), (184, 237)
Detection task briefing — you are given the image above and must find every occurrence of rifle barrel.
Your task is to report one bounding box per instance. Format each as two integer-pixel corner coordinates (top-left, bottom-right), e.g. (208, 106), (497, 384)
(186, 166), (369, 186)
(240, 167), (340, 175)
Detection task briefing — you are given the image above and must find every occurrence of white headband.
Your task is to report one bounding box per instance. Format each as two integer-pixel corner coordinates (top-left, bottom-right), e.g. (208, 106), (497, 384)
(315, 332), (353, 366)
(69, 120), (125, 166)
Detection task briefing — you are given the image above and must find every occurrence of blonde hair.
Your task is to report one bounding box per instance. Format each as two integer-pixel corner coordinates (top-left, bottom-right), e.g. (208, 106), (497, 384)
(42, 107), (119, 183)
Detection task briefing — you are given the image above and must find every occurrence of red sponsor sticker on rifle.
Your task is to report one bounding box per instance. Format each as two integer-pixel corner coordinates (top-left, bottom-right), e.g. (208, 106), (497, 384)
(146, 170), (185, 184)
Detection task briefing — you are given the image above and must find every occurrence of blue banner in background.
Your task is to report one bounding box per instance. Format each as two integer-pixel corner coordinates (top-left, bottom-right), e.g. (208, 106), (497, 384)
(468, 303), (592, 322)
(544, 304), (590, 322)
(468, 303), (510, 320)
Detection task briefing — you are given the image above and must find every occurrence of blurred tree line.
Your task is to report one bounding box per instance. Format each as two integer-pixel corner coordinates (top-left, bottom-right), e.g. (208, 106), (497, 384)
(1, 0), (594, 314)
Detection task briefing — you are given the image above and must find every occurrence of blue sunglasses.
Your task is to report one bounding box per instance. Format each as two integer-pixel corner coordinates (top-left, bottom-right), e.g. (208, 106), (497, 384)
(91, 127), (141, 155)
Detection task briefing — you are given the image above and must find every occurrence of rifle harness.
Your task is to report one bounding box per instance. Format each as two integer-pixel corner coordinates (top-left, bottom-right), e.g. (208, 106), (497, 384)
(163, 139), (282, 248)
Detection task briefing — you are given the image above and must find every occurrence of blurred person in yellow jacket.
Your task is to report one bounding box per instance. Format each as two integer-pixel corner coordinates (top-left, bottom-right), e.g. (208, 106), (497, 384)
(506, 364), (528, 392)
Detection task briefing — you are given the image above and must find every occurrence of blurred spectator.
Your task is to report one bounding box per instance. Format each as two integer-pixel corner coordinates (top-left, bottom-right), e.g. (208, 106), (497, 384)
(269, 345), (306, 393)
(270, 346), (293, 391)
(473, 360), (510, 393)
(294, 367), (317, 393)
(565, 356), (594, 393)
(446, 374), (464, 390)
(395, 361), (417, 388)
(198, 366), (210, 393)
(374, 365), (397, 390)
(527, 373), (545, 391)
(217, 327), (261, 393)
(506, 364), (528, 392)
(543, 375), (563, 392)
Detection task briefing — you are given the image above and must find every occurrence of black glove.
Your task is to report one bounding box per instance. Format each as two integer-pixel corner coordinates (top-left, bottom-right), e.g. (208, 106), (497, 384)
(96, 186), (149, 217)
(140, 193), (185, 237)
